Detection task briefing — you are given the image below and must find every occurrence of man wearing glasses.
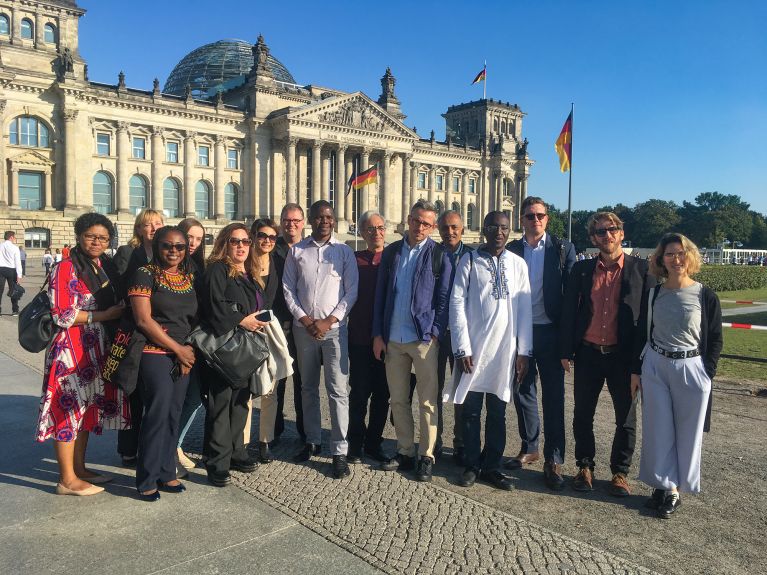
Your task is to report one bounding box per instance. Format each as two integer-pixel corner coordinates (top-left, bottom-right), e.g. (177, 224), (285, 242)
(560, 212), (655, 496)
(506, 197), (575, 490)
(346, 211), (389, 464)
(373, 201), (451, 482)
(283, 201), (358, 479)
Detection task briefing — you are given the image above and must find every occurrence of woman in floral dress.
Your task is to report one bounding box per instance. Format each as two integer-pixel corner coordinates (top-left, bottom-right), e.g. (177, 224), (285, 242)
(36, 213), (129, 496)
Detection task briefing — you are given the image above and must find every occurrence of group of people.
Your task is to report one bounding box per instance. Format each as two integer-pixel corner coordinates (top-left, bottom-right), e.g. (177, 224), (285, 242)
(33, 195), (722, 519)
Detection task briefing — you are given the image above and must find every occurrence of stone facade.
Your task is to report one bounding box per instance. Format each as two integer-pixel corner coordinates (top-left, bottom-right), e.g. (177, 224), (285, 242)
(0, 0), (533, 253)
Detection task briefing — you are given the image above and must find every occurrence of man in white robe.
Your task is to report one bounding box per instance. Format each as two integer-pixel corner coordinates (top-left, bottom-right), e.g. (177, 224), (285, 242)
(446, 211), (533, 490)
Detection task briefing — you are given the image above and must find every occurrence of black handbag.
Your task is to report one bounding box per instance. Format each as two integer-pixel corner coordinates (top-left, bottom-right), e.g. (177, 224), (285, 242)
(17, 277), (54, 353)
(102, 318), (146, 396)
(187, 325), (269, 389)
(8, 282), (25, 301)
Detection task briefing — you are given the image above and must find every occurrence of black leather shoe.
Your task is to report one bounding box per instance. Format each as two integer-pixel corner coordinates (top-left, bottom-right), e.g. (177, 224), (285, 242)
(415, 456), (433, 482)
(543, 461), (565, 491)
(645, 488), (666, 510)
(347, 452), (363, 464)
(137, 489), (161, 502)
(121, 455), (137, 468)
(364, 448), (389, 463)
(380, 454), (415, 471)
(657, 492), (681, 519)
(293, 443), (321, 463)
(459, 468), (477, 487)
(207, 471), (231, 487)
(480, 470), (514, 491)
(230, 459), (258, 473)
(157, 481), (186, 494)
(332, 455), (351, 479)
(258, 442), (274, 464)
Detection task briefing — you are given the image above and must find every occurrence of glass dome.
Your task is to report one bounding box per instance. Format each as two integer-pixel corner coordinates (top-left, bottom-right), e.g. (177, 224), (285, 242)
(163, 39), (296, 99)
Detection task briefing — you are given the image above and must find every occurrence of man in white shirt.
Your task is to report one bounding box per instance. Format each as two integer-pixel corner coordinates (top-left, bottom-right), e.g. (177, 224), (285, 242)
(0, 231), (23, 316)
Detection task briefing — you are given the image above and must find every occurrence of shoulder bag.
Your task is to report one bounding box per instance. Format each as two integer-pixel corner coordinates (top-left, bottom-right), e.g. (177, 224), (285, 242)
(18, 276), (53, 353)
(187, 324), (269, 389)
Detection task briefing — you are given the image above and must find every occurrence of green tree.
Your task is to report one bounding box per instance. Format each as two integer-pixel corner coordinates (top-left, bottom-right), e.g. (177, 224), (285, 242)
(747, 213), (767, 249)
(630, 199), (680, 247)
(545, 204), (566, 238)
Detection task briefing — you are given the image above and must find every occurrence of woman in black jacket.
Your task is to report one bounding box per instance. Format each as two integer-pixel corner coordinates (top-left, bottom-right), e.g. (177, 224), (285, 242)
(202, 223), (269, 487)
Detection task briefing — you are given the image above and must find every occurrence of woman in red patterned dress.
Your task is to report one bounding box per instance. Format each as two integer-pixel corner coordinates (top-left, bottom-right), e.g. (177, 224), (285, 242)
(36, 213), (129, 496)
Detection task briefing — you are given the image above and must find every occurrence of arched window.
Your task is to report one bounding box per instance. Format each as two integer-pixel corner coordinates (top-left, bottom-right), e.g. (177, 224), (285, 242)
(44, 23), (56, 44)
(435, 200), (444, 215)
(195, 180), (210, 219)
(493, 118), (499, 132)
(129, 175), (148, 215)
(9, 116), (50, 148)
(163, 178), (180, 218)
(224, 182), (238, 220)
(0, 15), (10, 35)
(467, 203), (476, 230)
(451, 202), (461, 214)
(92, 171), (113, 214)
(501, 120), (506, 133)
(20, 18), (33, 39)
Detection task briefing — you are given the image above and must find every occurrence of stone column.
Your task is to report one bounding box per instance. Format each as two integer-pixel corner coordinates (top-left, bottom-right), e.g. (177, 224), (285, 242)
(63, 109), (78, 208)
(311, 140), (322, 205)
(183, 132), (196, 217)
(285, 138), (297, 204)
(494, 172), (502, 211)
(246, 128), (259, 220)
(0, 100), (7, 207)
(10, 7), (20, 45)
(481, 166), (491, 222)
(335, 145), (346, 222)
(345, 155), (354, 224)
(428, 165), (436, 205)
(271, 141), (283, 219)
(43, 170), (53, 210)
(151, 127), (164, 211)
(381, 152), (391, 222)
(461, 172), (469, 223)
(116, 122), (130, 214)
(410, 161), (419, 205)
(518, 174), (528, 231)
(9, 168), (19, 208)
(214, 135), (226, 219)
(35, 12), (44, 47)
(401, 154), (412, 228)
(360, 147), (370, 214)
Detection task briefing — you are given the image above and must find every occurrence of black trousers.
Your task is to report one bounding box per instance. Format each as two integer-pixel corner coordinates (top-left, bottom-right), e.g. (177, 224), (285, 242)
(572, 344), (637, 475)
(203, 362), (251, 476)
(347, 343), (389, 455)
(117, 391), (143, 457)
(436, 338), (463, 451)
(135, 354), (189, 492)
(0, 267), (19, 313)
(274, 324), (304, 441)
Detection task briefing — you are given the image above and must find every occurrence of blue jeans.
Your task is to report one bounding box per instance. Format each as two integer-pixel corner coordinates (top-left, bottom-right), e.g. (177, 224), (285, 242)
(512, 324), (566, 463)
(461, 391), (507, 473)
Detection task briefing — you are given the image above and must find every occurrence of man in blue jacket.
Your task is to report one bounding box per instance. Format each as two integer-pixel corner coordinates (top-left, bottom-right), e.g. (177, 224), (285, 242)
(373, 201), (452, 482)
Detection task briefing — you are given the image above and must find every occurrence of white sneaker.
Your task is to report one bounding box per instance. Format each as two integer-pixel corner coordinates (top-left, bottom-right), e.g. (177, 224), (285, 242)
(177, 448), (195, 470)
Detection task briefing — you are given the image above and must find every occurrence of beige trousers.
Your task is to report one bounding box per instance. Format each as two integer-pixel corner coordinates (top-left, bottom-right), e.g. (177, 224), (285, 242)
(384, 339), (439, 459)
(243, 391), (279, 445)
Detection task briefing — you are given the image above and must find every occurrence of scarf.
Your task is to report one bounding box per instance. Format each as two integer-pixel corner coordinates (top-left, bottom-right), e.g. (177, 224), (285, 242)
(69, 245), (120, 311)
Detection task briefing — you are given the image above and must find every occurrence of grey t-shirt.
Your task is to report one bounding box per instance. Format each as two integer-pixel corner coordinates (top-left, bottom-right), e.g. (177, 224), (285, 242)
(652, 282), (702, 350)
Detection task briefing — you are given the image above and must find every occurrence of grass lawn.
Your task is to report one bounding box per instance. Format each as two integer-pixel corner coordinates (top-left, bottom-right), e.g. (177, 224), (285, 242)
(716, 287), (767, 302)
(718, 326), (767, 382)
(723, 311), (767, 326)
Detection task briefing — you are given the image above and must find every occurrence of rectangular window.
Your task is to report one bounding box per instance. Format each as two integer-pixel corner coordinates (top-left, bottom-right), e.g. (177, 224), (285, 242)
(198, 145), (210, 166)
(25, 229), (50, 249)
(436, 174), (444, 191)
(453, 176), (460, 192)
(469, 178), (476, 194)
(166, 142), (179, 163)
(227, 149), (239, 169)
(417, 172), (427, 189)
(132, 137), (146, 159)
(22, 118), (38, 147)
(96, 133), (111, 156)
(18, 171), (43, 210)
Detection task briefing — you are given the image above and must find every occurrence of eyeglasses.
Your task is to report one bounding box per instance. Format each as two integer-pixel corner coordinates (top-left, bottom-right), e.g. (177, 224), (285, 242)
(663, 251), (686, 260)
(228, 237), (253, 246)
(82, 233), (111, 244)
(524, 213), (547, 221)
(410, 218), (434, 229)
(593, 226), (622, 237)
(256, 232), (277, 242)
(484, 225), (510, 234)
(159, 241), (187, 252)
(365, 226), (386, 234)
(281, 218), (303, 225)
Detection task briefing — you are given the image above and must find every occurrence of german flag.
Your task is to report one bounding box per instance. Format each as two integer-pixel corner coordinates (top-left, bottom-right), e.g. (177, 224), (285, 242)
(346, 165), (378, 195)
(554, 111), (572, 172)
(471, 66), (486, 85)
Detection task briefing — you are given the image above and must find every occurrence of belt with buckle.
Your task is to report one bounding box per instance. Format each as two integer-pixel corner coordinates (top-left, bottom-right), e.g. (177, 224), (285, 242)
(582, 341), (619, 354)
(650, 342), (701, 359)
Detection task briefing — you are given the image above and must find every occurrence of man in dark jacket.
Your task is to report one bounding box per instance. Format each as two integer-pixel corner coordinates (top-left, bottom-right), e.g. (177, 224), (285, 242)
(506, 196), (575, 490)
(373, 201), (452, 482)
(560, 211), (655, 497)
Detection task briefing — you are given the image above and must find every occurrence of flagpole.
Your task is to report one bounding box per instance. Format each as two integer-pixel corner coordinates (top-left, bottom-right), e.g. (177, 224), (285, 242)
(567, 102), (574, 241)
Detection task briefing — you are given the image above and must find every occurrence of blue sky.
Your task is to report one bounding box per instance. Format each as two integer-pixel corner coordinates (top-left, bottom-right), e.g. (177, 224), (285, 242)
(77, 0), (767, 215)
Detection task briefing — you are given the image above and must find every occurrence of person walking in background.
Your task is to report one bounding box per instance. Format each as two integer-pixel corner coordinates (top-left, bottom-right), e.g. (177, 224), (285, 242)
(506, 196), (575, 490)
(0, 231), (23, 316)
(346, 211), (389, 464)
(36, 213), (127, 495)
(283, 200), (358, 479)
(560, 212), (655, 496)
(633, 233), (722, 519)
(43, 248), (54, 275)
(54, 248), (62, 263)
(19, 246), (27, 276)
(61, 244), (70, 260)
(447, 211), (532, 491)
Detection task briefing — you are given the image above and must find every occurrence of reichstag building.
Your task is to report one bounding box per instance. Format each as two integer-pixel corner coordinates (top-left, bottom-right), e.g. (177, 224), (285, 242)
(0, 0), (533, 251)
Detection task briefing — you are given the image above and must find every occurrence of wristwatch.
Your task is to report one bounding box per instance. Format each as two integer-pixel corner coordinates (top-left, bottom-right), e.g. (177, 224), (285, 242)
(87, 312), (93, 325)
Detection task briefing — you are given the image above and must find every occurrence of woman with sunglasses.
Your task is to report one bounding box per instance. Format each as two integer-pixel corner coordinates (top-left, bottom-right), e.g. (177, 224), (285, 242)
(128, 226), (198, 501)
(201, 223), (268, 487)
(244, 218), (281, 463)
(174, 218), (207, 475)
(632, 233), (722, 519)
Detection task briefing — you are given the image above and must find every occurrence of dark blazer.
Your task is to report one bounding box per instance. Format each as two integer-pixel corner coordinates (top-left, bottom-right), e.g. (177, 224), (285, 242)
(260, 255), (280, 310)
(507, 233), (576, 325)
(114, 245), (150, 300)
(271, 238), (291, 324)
(202, 261), (263, 337)
(559, 254), (655, 361)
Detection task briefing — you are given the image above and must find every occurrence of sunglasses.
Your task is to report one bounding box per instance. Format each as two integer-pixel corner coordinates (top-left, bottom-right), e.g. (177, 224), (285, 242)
(256, 232), (277, 242)
(228, 237), (253, 246)
(593, 226), (622, 237)
(159, 242), (187, 251)
(524, 213), (547, 221)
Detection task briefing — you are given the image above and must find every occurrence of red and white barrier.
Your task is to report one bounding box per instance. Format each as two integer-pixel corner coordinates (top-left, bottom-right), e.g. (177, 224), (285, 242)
(722, 322), (767, 331)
